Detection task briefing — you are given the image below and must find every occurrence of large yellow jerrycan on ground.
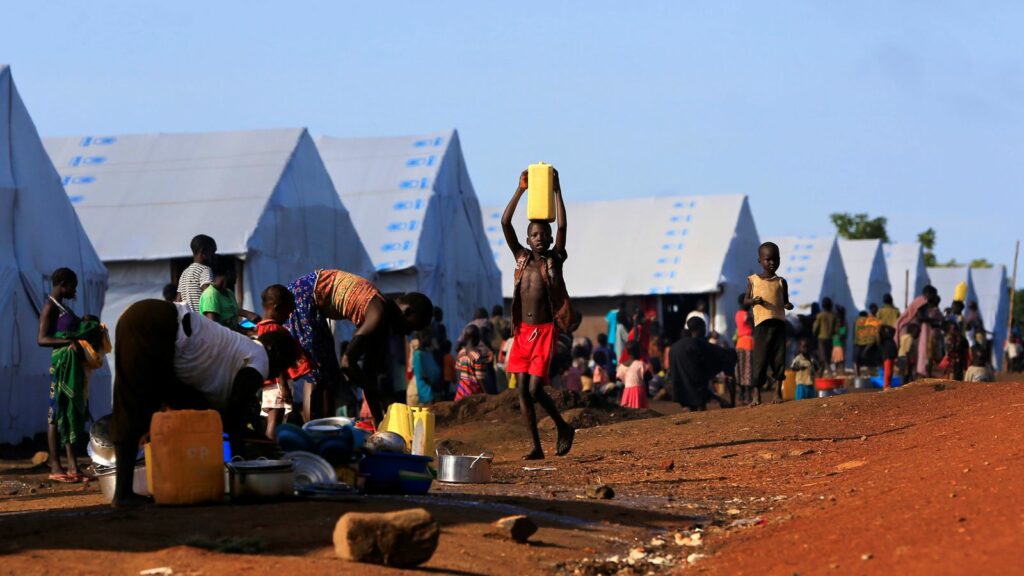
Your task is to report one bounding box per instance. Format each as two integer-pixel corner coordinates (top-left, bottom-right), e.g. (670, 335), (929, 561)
(409, 406), (435, 457)
(527, 162), (555, 222)
(144, 410), (224, 505)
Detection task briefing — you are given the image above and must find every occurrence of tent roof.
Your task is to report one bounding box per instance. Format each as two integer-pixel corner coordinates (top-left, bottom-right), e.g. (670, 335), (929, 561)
(316, 130), (455, 273)
(837, 238), (890, 311)
(485, 194), (753, 299)
(43, 128), (311, 261)
(883, 242), (930, 307)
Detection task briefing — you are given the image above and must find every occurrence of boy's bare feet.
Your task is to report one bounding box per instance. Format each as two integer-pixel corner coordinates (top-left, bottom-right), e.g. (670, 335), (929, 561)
(522, 448), (545, 460)
(556, 425), (575, 457)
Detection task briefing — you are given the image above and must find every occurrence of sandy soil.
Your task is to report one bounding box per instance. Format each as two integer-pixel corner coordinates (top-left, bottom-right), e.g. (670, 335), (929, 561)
(1, 379), (1022, 575)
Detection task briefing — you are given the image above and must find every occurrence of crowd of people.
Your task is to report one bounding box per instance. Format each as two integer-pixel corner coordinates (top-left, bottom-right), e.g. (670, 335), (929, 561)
(33, 197), (1013, 501)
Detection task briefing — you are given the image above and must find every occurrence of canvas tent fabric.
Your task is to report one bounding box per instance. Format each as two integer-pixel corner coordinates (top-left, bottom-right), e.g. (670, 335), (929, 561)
(925, 266), (977, 317)
(883, 242), (930, 309)
(966, 266), (1008, 369)
(762, 235), (857, 319)
(43, 128), (375, 348)
(837, 239), (891, 312)
(484, 194), (761, 337)
(1, 65), (108, 444)
(316, 130), (501, 340)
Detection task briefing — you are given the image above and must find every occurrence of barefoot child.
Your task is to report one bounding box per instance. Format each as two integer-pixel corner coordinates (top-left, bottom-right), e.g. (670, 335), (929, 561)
(256, 285), (311, 436)
(501, 167), (578, 459)
(743, 242), (794, 405)
(790, 338), (818, 400)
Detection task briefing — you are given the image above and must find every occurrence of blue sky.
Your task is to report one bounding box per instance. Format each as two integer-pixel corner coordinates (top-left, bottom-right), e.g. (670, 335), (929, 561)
(3, 2), (1022, 268)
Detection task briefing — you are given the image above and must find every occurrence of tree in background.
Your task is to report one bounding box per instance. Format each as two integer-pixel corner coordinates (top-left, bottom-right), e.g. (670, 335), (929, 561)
(830, 213), (890, 242)
(919, 228), (937, 267)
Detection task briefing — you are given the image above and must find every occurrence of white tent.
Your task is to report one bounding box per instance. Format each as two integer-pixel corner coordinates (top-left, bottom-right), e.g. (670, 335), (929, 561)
(883, 242), (930, 309)
(44, 128), (375, 347)
(837, 239), (891, 312)
(1, 66), (108, 444)
(926, 266), (977, 311)
(485, 194), (761, 338)
(762, 235), (857, 318)
(968, 266), (1008, 369)
(316, 130), (501, 340)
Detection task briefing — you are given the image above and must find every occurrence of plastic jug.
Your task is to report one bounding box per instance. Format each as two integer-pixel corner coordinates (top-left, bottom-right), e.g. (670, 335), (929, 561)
(144, 410), (224, 505)
(409, 407), (435, 457)
(781, 370), (796, 401)
(380, 403), (413, 447)
(527, 162), (555, 222)
(953, 281), (968, 303)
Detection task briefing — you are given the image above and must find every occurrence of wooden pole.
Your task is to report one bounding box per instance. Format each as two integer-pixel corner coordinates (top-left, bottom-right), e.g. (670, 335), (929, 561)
(1007, 240), (1019, 339)
(904, 269), (910, 309)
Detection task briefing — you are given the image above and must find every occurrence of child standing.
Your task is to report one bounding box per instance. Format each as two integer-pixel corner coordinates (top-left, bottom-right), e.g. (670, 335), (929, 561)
(455, 325), (490, 401)
(501, 167), (578, 459)
(616, 341), (650, 409)
(256, 285), (310, 436)
(790, 339), (818, 400)
(898, 323), (920, 384)
(200, 258), (260, 331)
(734, 293), (755, 405)
(744, 242), (794, 405)
(177, 234), (217, 312)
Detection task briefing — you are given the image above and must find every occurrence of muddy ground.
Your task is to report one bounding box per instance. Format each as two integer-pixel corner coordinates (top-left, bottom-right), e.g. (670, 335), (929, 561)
(2, 380), (1022, 575)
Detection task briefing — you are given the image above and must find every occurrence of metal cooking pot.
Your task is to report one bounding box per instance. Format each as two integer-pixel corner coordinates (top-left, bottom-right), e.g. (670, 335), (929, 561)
(226, 458), (295, 501)
(94, 464), (149, 502)
(436, 452), (493, 484)
(89, 415), (117, 466)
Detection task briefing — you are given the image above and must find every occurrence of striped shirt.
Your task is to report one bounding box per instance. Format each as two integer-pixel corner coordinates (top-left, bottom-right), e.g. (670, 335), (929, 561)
(177, 263), (213, 312)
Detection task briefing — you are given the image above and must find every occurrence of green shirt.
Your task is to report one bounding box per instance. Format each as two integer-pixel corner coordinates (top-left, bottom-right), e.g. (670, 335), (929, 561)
(199, 285), (239, 329)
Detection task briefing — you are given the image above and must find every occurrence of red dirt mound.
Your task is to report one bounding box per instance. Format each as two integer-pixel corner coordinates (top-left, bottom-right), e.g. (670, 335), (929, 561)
(431, 389), (661, 429)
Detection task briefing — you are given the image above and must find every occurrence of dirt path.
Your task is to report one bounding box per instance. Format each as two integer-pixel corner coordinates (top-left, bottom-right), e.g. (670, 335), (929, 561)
(2, 380), (1022, 575)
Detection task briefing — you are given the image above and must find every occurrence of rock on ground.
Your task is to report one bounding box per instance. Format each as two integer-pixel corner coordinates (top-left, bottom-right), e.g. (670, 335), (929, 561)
(491, 515), (538, 543)
(333, 508), (439, 567)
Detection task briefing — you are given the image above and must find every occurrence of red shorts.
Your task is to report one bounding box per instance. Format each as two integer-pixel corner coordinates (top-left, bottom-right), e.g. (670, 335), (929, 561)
(507, 322), (556, 378)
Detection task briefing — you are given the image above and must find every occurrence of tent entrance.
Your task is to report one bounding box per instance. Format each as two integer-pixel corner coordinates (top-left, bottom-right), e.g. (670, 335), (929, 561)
(660, 293), (712, 342)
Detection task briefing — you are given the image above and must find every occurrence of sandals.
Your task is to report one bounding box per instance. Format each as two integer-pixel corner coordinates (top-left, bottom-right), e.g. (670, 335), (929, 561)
(48, 472), (80, 483)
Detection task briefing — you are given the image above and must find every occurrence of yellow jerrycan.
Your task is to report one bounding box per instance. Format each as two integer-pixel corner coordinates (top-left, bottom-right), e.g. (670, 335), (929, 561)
(953, 281), (968, 303)
(781, 370), (797, 401)
(527, 162), (555, 221)
(144, 410), (224, 505)
(409, 406), (435, 457)
(380, 403), (413, 449)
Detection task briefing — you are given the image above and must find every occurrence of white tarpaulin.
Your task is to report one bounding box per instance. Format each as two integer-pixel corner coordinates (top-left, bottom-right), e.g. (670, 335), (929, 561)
(926, 266), (977, 310)
(762, 235), (857, 318)
(968, 266), (1008, 369)
(837, 239), (891, 312)
(316, 130), (501, 340)
(1, 66), (108, 444)
(44, 128), (375, 346)
(883, 242), (930, 309)
(484, 194), (761, 337)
